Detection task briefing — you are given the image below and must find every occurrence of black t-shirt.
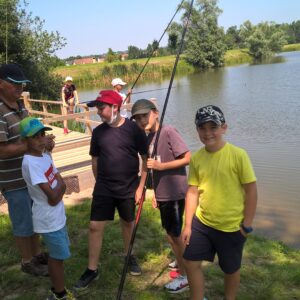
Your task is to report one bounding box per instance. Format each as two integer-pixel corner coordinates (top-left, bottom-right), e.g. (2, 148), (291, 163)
(90, 118), (148, 198)
(62, 84), (76, 100)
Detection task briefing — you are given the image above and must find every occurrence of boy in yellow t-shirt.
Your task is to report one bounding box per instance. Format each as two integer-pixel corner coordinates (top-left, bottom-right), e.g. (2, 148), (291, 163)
(182, 105), (257, 300)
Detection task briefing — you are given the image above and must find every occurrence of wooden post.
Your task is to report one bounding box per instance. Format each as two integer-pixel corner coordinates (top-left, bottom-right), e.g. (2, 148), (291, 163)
(83, 105), (93, 135)
(22, 91), (31, 111)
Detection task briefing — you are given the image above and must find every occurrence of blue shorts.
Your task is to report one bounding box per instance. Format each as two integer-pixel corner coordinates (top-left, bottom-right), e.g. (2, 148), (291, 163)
(41, 226), (71, 260)
(3, 188), (34, 237)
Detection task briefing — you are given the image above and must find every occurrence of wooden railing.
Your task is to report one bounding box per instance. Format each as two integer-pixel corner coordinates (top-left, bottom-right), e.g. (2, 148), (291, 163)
(22, 92), (133, 135)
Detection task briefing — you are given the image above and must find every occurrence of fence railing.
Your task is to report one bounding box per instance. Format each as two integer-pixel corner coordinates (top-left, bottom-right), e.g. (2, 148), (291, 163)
(22, 92), (133, 135)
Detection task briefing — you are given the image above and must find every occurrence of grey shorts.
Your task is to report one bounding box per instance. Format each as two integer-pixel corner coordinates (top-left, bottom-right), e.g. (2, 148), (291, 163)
(3, 187), (34, 237)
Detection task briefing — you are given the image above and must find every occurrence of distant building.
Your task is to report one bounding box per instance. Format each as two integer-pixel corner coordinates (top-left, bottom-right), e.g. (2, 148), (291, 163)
(73, 57), (104, 65)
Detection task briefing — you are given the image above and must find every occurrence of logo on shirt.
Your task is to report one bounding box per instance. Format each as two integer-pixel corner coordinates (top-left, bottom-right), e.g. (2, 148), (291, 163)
(44, 164), (55, 185)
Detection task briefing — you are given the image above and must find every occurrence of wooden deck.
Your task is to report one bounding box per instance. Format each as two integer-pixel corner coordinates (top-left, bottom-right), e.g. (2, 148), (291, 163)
(49, 125), (95, 193)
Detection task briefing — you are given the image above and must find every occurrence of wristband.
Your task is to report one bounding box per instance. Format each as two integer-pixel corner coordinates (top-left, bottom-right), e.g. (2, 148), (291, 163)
(241, 224), (253, 234)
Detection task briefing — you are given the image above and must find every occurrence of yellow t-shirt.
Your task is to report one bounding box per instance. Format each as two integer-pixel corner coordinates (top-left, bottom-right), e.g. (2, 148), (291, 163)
(188, 143), (256, 232)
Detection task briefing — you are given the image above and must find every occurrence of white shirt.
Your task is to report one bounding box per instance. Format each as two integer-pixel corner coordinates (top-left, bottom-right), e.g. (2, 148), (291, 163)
(22, 153), (66, 233)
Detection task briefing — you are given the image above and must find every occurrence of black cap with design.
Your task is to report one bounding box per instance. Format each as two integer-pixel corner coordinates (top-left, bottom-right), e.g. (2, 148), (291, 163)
(0, 64), (31, 84)
(195, 105), (225, 127)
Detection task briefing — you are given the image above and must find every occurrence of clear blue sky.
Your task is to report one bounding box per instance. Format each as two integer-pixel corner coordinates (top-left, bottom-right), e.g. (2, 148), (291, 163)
(26, 0), (300, 59)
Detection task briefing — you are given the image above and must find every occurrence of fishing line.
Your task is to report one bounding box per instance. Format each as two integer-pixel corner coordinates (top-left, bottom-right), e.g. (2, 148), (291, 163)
(116, 0), (194, 299)
(122, 0), (185, 104)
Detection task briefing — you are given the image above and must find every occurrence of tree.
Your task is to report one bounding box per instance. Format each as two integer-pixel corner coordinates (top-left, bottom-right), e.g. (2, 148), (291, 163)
(105, 48), (120, 63)
(224, 26), (242, 49)
(167, 22), (183, 54)
(128, 45), (142, 59)
(0, 0), (66, 99)
(242, 21), (287, 60)
(183, 0), (226, 68)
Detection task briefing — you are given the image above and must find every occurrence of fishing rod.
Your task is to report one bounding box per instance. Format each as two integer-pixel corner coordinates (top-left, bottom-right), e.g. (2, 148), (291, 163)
(131, 86), (176, 95)
(122, 0), (185, 105)
(116, 1), (194, 299)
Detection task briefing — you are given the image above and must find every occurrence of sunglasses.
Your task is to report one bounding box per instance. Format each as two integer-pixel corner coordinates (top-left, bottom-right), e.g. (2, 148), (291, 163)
(4, 79), (27, 88)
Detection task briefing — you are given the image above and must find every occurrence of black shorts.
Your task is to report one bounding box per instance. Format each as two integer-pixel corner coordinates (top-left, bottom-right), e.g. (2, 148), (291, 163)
(158, 199), (185, 237)
(183, 217), (247, 274)
(91, 196), (135, 222)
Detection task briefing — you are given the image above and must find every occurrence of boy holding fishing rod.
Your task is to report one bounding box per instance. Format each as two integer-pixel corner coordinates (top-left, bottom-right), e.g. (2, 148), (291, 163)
(74, 90), (148, 293)
(131, 99), (191, 294)
(182, 105), (257, 300)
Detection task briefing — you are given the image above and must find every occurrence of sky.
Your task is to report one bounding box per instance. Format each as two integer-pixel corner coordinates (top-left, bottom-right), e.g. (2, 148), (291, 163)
(26, 0), (300, 59)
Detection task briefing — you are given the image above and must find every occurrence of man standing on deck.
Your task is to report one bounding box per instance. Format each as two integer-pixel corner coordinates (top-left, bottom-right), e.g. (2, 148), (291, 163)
(0, 64), (54, 276)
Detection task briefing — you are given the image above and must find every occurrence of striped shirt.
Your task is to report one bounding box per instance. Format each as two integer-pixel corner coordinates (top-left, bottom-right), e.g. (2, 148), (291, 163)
(0, 99), (28, 192)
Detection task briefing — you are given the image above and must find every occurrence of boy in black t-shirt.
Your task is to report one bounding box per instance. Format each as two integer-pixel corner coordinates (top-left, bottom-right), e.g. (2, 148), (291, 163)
(74, 90), (148, 294)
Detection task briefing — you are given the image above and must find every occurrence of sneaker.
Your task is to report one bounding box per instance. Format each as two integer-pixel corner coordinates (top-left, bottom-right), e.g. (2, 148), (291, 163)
(169, 270), (181, 279)
(47, 288), (77, 300)
(34, 252), (48, 265)
(73, 268), (99, 293)
(128, 255), (141, 276)
(168, 259), (178, 271)
(164, 275), (189, 294)
(63, 128), (69, 134)
(21, 258), (49, 276)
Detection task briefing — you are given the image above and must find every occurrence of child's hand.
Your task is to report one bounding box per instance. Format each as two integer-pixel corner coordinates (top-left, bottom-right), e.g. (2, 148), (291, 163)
(45, 134), (55, 152)
(152, 195), (158, 209)
(147, 158), (162, 171)
(182, 226), (192, 246)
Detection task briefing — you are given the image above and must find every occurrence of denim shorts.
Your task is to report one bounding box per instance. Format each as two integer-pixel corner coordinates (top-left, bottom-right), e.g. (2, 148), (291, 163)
(3, 188), (34, 237)
(41, 226), (71, 260)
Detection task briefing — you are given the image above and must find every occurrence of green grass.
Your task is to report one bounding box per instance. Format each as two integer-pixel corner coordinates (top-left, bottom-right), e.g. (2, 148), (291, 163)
(224, 49), (252, 66)
(1, 199), (299, 299)
(282, 43), (300, 52)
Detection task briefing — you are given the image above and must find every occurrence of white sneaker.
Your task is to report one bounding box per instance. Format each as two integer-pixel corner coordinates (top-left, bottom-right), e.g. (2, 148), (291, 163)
(164, 275), (189, 293)
(168, 260), (178, 270)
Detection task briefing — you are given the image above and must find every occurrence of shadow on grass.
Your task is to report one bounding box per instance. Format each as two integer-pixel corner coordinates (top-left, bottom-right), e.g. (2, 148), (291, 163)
(1, 199), (300, 300)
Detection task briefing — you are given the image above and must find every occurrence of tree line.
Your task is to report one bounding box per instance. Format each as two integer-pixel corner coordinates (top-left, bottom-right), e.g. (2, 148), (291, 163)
(1, 0), (299, 99)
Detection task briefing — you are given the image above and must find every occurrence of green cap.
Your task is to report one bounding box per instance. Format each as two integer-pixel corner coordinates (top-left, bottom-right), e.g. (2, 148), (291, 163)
(20, 117), (52, 137)
(131, 99), (157, 119)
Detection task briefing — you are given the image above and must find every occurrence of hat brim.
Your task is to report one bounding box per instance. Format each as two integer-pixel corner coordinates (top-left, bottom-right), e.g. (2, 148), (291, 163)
(130, 108), (152, 120)
(6, 76), (31, 84)
(195, 117), (222, 127)
(25, 126), (52, 137)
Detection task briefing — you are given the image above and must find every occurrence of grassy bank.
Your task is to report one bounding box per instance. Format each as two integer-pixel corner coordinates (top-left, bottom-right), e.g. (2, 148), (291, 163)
(282, 43), (300, 52)
(1, 198), (300, 300)
(54, 56), (194, 88)
(224, 49), (252, 66)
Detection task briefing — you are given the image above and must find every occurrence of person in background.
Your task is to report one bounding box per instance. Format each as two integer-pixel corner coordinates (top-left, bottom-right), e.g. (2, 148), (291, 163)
(74, 90), (148, 294)
(20, 117), (75, 300)
(111, 77), (132, 118)
(61, 76), (79, 134)
(131, 99), (191, 294)
(182, 105), (257, 300)
(0, 63), (54, 276)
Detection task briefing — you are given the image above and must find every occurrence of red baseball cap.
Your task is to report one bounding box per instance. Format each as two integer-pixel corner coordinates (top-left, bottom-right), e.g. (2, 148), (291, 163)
(87, 90), (123, 107)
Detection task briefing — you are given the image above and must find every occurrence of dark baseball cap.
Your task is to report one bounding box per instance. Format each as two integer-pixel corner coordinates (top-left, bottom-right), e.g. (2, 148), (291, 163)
(87, 90), (123, 108)
(195, 105), (225, 127)
(0, 64), (31, 84)
(131, 99), (157, 119)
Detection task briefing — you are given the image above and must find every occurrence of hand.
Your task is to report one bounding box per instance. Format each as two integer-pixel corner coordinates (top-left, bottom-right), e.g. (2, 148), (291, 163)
(152, 195), (158, 209)
(240, 227), (248, 237)
(63, 102), (69, 108)
(127, 88), (132, 94)
(182, 226), (192, 246)
(135, 186), (144, 205)
(147, 158), (162, 171)
(45, 134), (55, 152)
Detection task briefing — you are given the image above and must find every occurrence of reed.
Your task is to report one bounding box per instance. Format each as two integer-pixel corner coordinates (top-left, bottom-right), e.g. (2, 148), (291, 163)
(282, 43), (300, 52)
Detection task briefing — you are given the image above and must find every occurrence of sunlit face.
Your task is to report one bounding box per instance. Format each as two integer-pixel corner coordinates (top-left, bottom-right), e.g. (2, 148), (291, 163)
(27, 130), (47, 156)
(134, 110), (158, 133)
(196, 121), (227, 151)
(0, 79), (25, 100)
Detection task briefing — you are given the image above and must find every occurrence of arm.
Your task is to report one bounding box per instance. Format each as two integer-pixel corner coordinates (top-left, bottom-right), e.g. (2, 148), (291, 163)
(125, 88), (132, 104)
(135, 154), (147, 204)
(0, 140), (27, 159)
(182, 185), (199, 245)
(74, 90), (79, 105)
(147, 151), (191, 171)
(38, 173), (66, 206)
(91, 156), (98, 180)
(241, 181), (258, 234)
